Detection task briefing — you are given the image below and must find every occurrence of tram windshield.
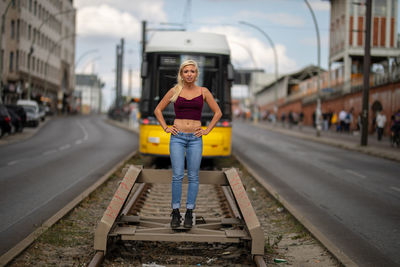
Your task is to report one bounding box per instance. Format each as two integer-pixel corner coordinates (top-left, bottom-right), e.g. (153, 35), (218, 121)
(156, 54), (220, 121)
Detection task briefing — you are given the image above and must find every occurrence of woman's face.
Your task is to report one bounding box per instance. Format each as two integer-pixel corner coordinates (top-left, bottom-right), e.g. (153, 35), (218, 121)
(181, 64), (197, 84)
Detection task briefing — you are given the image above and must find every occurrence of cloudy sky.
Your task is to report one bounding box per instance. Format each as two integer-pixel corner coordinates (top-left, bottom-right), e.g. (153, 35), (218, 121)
(72, 0), (397, 109)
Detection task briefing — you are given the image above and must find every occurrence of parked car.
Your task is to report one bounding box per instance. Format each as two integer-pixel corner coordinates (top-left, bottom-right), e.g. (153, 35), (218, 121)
(7, 108), (24, 133)
(0, 104), (12, 137)
(17, 99), (40, 127)
(6, 104), (27, 126)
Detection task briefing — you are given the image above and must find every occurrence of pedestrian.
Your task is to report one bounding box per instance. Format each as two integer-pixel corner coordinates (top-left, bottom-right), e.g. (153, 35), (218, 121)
(338, 109), (347, 132)
(154, 59), (222, 229)
(298, 111), (304, 130)
(288, 111), (294, 128)
(376, 110), (387, 141)
(344, 108), (353, 133)
(390, 109), (400, 146)
(331, 112), (338, 131)
(322, 112), (329, 131)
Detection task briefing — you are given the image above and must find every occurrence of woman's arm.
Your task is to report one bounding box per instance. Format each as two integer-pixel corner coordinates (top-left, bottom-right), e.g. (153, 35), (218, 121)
(154, 89), (178, 134)
(195, 88), (222, 137)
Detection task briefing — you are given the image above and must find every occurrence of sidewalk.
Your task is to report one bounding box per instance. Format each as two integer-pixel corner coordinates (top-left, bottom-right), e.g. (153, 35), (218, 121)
(250, 120), (400, 163)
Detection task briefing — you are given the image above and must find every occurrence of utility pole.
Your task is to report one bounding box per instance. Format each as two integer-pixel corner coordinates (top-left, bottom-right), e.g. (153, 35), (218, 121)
(141, 21), (147, 94)
(128, 67), (132, 100)
(361, 0), (372, 146)
(304, 0), (322, 137)
(115, 44), (120, 110)
(115, 38), (124, 111)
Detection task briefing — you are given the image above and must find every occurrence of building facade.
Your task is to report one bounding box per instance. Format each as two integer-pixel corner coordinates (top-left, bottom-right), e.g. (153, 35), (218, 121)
(251, 0), (400, 133)
(329, 0), (399, 90)
(0, 0), (76, 113)
(75, 74), (104, 114)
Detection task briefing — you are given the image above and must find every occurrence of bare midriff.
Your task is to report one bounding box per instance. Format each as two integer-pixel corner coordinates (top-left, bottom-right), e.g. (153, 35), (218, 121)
(174, 118), (201, 133)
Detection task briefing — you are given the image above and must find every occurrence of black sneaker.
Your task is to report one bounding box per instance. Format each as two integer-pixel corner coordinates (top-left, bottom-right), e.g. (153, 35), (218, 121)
(183, 209), (193, 228)
(170, 209), (181, 228)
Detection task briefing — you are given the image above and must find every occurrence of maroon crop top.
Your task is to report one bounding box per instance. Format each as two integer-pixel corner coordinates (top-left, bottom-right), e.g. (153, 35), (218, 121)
(174, 90), (204, 121)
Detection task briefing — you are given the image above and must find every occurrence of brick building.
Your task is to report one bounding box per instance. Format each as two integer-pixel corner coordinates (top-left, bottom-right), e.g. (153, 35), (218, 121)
(255, 0), (400, 134)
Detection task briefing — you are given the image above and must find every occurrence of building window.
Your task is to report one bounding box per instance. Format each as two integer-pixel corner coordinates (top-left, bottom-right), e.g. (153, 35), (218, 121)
(34, 1), (37, 16)
(9, 52), (14, 72)
(392, 0), (395, 17)
(1, 50), (3, 72)
(16, 50), (19, 71)
(16, 19), (20, 41)
(29, 0), (32, 12)
(27, 53), (31, 70)
(373, 0), (386, 17)
(38, 4), (41, 19)
(11, 20), (15, 39)
(28, 24), (31, 40)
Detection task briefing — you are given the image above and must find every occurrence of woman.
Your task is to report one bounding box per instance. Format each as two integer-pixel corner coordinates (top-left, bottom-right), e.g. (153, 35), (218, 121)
(154, 59), (222, 229)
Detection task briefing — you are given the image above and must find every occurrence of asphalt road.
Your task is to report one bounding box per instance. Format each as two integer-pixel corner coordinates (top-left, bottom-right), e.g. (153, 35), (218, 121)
(232, 120), (400, 267)
(0, 115), (138, 255)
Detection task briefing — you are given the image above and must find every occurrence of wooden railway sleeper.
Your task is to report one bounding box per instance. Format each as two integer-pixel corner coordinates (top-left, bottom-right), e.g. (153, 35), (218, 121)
(92, 165), (265, 266)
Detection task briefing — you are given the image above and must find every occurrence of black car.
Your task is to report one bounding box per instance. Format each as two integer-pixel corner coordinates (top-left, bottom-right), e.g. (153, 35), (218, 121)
(7, 108), (24, 133)
(6, 104), (27, 126)
(0, 104), (12, 137)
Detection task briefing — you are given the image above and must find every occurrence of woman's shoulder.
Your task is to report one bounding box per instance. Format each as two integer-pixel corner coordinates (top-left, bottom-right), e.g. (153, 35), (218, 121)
(201, 87), (210, 94)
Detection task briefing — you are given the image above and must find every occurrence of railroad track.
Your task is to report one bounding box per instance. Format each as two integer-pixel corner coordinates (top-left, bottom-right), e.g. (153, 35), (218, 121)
(88, 164), (267, 266)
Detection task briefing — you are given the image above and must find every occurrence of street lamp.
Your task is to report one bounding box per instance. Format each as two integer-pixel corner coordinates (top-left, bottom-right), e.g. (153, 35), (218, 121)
(229, 41), (258, 69)
(27, 8), (75, 100)
(304, 0), (322, 137)
(80, 55), (102, 74)
(239, 21), (279, 122)
(75, 49), (99, 71)
(0, 0), (14, 103)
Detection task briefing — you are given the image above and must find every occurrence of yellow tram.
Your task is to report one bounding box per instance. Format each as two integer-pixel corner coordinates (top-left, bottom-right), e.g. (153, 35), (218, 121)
(139, 31), (234, 157)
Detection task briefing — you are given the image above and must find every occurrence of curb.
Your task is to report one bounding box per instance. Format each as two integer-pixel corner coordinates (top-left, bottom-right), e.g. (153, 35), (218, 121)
(0, 148), (137, 266)
(0, 117), (51, 146)
(105, 119), (139, 135)
(253, 122), (400, 163)
(233, 152), (358, 267)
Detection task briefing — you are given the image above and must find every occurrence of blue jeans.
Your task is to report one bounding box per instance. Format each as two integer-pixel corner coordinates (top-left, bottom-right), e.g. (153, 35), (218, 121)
(170, 132), (203, 210)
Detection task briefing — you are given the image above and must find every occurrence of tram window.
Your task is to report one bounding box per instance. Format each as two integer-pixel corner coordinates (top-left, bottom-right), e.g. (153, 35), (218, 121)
(157, 68), (178, 116)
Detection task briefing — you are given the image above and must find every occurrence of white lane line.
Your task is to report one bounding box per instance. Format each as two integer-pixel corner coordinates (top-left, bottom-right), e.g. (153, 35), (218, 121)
(77, 121), (89, 141)
(59, 144), (71, 151)
(75, 140), (83, 145)
(345, 169), (366, 179)
(390, 186), (400, 193)
(7, 160), (19, 166)
(42, 150), (57, 156)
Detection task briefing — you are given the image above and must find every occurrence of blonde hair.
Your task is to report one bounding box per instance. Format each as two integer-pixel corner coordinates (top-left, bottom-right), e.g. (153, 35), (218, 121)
(170, 59), (199, 102)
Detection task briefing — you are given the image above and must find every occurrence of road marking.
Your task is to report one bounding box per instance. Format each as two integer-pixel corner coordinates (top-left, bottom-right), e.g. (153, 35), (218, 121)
(59, 144), (71, 151)
(7, 160), (19, 166)
(75, 140), (83, 145)
(390, 186), (400, 193)
(43, 150), (57, 156)
(345, 169), (366, 179)
(77, 121), (89, 141)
